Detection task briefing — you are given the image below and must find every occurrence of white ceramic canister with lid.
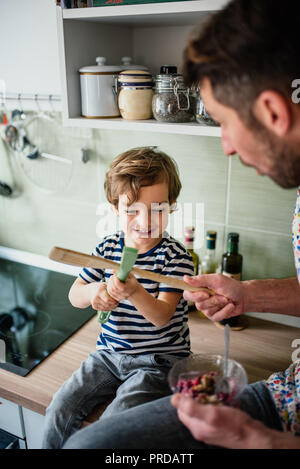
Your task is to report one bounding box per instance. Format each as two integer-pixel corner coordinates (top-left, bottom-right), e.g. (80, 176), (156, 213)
(79, 57), (123, 118)
(117, 70), (153, 120)
(120, 57), (148, 71)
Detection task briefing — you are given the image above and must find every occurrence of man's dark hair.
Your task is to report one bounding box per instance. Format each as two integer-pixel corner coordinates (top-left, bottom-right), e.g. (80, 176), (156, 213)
(183, 0), (300, 126)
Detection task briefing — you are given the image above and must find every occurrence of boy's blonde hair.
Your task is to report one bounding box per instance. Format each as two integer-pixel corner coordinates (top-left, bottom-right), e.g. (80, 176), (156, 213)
(104, 147), (181, 207)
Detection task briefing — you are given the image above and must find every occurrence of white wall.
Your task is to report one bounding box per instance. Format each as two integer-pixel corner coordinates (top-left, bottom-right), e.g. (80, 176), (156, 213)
(0, 0), (61, 98)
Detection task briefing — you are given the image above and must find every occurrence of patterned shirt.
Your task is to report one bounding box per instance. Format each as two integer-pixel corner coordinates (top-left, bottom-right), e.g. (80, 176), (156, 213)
(266, 187), (300, 435)
(79, 231), (194, 356)
(292, 187), (300, 281)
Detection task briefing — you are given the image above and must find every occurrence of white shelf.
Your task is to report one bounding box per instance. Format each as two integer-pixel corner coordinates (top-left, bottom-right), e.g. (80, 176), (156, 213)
(57, 2), (226, 137)
(63, 116), (221, 137)
(62, 1), (228, 24)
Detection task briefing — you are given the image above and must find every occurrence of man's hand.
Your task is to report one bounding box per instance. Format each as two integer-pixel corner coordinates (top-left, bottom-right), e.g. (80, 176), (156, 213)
(183, 273), (246, 322)
(107, 271), (139, 302)
(171, 394), (274, 449)
(89, 282), (119, 311)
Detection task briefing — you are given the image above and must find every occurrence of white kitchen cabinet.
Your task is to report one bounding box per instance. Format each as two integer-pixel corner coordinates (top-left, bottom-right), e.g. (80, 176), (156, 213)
(56, 1), (227, 136)
(0, 396), (25, 439)
(22, 407), (45, 449)
(0, 396), (46, 449)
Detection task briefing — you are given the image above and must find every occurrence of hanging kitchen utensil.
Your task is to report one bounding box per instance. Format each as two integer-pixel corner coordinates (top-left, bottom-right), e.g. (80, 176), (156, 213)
(15, 110), (73, 194)
(0, 93), (8, 126)
(0, 180), (13, 196)
(3, 98), (27, 151)
(4, 110), (27, 152)
(0, 124), (17, 197)
(17, 94), (26, 121)
(23, 136), (39, 159)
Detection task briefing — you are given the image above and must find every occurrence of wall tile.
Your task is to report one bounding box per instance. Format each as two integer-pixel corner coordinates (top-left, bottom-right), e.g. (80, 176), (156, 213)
(224, 226), (295, 281)
(96, 130), (228, 224)
(228, 155), (296, 234)
(0, 192), (98, 256)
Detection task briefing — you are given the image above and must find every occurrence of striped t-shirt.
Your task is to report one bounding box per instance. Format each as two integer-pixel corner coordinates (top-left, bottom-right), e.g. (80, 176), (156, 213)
(79, 231), (194, 356)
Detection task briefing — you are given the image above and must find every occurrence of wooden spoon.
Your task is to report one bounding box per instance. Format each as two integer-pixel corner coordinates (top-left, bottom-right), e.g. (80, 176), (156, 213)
(49, 246), (214, 295)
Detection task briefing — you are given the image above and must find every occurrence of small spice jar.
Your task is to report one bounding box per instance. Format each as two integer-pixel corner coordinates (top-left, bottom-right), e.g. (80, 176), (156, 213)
(194, 87), (218, 126)
(152, 74), (195, 123)
(117, 70), (153, 120)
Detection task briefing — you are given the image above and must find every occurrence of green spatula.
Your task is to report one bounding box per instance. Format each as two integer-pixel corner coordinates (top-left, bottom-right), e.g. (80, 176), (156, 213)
(97, 246), (138, 324)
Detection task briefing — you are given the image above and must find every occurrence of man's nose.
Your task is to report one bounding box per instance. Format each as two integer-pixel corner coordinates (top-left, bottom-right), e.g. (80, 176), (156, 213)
(221, 130), (236, 156)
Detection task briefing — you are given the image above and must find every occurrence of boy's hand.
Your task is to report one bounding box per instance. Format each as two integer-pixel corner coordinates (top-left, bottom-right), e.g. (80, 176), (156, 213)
(107, 271), (139, 302)
(89, 282), (119, 311)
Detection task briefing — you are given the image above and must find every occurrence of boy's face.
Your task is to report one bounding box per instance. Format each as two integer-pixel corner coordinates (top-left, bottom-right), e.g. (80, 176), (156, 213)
(116, 180), (171, 251)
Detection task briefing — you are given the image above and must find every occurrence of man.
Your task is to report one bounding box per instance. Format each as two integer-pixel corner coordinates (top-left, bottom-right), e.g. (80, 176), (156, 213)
(63, 0), (300, 449)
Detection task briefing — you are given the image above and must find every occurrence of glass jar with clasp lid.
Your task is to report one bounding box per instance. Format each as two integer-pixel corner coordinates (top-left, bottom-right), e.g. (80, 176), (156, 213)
(152, 74), (195, 123)
(193, 86), (218, 126)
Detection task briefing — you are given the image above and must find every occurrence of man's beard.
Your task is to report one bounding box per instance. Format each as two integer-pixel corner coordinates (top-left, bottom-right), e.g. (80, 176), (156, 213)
(244, 119), (300, 189)
(264, 136), (300, 189)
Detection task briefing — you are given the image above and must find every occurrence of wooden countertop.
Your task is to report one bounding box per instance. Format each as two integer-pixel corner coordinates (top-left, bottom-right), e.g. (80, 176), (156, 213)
(0, 313), (299, 420)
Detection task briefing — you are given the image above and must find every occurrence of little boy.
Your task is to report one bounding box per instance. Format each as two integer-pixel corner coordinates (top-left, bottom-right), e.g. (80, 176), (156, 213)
(42, 147), (194, 449)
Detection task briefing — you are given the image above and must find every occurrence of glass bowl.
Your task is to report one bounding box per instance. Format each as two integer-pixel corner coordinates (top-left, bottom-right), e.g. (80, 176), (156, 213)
(168, 353), (248, 406)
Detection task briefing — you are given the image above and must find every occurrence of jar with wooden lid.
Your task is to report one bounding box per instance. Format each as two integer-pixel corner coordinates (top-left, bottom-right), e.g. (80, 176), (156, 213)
(117, 70), (153, 120)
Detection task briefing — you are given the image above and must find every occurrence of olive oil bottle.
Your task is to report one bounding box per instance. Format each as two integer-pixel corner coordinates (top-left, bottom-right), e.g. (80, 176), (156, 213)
(220, 232), (244, 329)
(201, 231), (217, 274)
(184, 226), (200, 276)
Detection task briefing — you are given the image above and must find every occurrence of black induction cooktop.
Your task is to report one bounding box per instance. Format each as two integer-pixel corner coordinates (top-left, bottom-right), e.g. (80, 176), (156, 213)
(0, 257), (95, 376)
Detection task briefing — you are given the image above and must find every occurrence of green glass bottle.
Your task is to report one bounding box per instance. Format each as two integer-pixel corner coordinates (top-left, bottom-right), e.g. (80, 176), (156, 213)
(220, 232), (243, 328)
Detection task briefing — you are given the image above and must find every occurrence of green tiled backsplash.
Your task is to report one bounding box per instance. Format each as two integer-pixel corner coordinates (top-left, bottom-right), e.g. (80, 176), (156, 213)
(0, 112), (298, 326)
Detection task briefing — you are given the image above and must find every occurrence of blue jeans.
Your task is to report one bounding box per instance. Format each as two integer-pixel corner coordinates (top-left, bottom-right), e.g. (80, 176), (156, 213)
(62, 381), (283, 449)
(42, 349), (182, 449)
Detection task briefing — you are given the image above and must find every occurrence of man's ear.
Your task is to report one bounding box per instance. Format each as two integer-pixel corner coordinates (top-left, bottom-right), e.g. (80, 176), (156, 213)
(253, 90), (291, 137)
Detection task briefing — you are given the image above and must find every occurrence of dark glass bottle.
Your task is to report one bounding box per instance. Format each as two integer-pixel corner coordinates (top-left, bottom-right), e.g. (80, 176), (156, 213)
(160, 65), (177, 74)
(220, 233), (243, 328)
